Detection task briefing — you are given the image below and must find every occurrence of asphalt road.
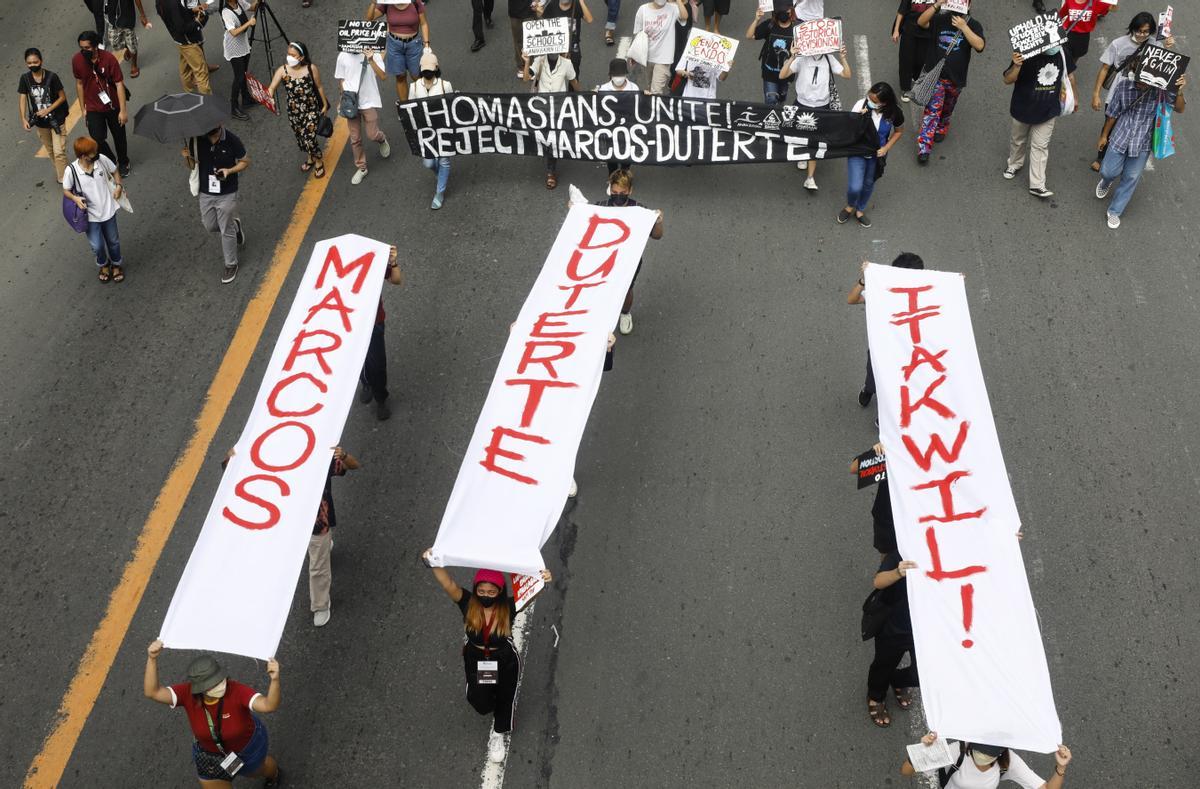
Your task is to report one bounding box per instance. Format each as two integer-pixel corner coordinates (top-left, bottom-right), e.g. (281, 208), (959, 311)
(2, 1), (1198, 787)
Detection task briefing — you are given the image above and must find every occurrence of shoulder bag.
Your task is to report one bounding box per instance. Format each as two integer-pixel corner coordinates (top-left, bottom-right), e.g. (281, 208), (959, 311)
(62, 164), (89, 233)
(911, 29), (962, 107)
(338, 56), (370, 119)
(1152, 96), (1176, 159)
(860, 587), (894, 641)
(188, 137), (200, 197)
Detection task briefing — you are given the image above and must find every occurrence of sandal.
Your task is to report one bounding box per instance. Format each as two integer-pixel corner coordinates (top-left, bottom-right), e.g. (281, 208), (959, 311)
(313, 160), (326, 179)
(868, 699), (890, 728)
(545, 173), (558, 190)
(111, 265), (125, 283)
(301, 158), (314, 173)
(895, 687), (914, 710)
(129, 66), (139, 79)
(97, 265), (111, 283)
(605, 30), (615, 46)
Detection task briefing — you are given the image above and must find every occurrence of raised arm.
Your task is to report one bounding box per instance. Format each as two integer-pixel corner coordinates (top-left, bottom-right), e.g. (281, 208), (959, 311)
(916, 0), (939, 30)
(847, 261), (867, 304)
(143, 640), (174, 704)
(423, 548), (465, 602)
(746, 8), (764, 40)
(250, 659), (281, 713)
(579, 0), (594, 24)
(1003, 52), (1023, 85)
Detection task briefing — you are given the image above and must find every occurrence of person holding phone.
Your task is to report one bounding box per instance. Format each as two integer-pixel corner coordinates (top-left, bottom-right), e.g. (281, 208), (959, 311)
(183, 123), (250, 283)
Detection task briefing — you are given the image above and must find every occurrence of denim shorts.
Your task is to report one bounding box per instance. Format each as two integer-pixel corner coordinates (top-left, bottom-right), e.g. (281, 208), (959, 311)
(191, 715), (269, 780)
(385, 32), (424, 78)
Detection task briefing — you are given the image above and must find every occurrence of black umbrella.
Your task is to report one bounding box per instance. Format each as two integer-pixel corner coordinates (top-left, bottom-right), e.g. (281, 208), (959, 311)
(133, 92), (231, 143)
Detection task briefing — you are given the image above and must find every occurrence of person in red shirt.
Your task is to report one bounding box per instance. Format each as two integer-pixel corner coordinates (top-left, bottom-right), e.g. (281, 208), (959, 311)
(144, 639), (282, 787)
(72, 30), (131, 177)
(1057, 0), (1109, 60)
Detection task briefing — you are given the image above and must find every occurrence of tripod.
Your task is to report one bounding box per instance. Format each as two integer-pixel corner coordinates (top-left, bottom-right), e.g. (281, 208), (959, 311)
(250, 0), (290, 75)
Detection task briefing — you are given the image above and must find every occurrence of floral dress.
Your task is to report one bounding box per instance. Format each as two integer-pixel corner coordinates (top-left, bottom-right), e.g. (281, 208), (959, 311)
(283, 67), (323, 156)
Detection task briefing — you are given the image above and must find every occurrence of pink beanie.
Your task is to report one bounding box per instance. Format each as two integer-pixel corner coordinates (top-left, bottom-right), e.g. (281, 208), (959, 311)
(473, 569), (506, 591)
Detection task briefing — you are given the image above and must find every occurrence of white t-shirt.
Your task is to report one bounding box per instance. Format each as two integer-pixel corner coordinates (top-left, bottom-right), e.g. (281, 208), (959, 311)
(335, 51), (387, 110)
(634, 2), (685, 65)
(943, 743), (1044, 789)
(530, 55), (577, 92)
(793, 0), (824, 22)
(793, 53), (844, 107)
(221, 1), (253, 60)
(411, 76), (454, 98)
(675, 56), (720, 99)
(63, 156), (119, 223)
(851, 97), (882, 129)
(597, 78), (641, 91)
(1099, 34), (1141, 104)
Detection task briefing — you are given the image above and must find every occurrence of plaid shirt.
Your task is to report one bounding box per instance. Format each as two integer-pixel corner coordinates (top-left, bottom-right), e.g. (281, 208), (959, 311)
(1106, 80), (1176, 155)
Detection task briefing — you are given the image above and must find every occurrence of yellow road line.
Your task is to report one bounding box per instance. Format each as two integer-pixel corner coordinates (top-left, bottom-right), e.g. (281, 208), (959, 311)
(23, 119), (350, 789)
(35, 105), (82, 158)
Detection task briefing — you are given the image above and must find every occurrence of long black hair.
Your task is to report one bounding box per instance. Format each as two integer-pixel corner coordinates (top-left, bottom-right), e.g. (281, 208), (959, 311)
(1127, 12), (1157, 36)
(868, 81), (903, 126)
(288, 40), (312, 66)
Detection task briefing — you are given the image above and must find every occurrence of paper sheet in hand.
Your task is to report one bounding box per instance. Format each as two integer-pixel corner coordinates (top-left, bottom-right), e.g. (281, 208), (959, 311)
(906, 738), (955, 773)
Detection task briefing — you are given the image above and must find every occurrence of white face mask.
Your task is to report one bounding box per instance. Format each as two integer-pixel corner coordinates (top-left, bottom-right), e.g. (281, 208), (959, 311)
(205, 679), (228, 699)
(286, 55), (300, 67)
(611, 76), (627, 87)
(971, 752), (998, 769)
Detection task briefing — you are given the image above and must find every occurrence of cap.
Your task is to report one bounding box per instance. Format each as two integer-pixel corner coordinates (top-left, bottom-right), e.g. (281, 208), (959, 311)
(473, 569), (507, 591)
(186, 654), (227, 695)
(608, 58), (628, 77)
(972, 744), (1006, 759)
(420, 51), (439, 72)
(772, 0), (791, 13)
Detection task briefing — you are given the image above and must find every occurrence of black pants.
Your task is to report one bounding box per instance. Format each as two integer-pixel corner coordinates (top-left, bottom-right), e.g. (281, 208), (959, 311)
(1067, 30), (1090, 60)
(897, 32), (930, 92)
(85, 0), (105, 37)
(230, 54), (253, 111)
(85, 109), (129, 168)
(471, 0), (495, 42)
(463, 646), (521, 733)
(360, 323), (389, 403)
(867, 633), (918, 702)
(862, 349), (875, 395)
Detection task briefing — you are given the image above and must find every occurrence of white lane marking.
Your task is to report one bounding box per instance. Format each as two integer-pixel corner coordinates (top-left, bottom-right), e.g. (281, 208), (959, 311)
(854, 34), (872, 97)
(479, 603), (536, 789)
(551, 624), (560, 647)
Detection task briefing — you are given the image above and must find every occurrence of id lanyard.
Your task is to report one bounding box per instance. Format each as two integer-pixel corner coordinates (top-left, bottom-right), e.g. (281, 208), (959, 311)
(203, 698), (227, 755)
(479, 614), (494, 659)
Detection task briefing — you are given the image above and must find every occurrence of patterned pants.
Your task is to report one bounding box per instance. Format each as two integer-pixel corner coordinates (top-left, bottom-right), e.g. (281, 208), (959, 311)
(917, 78), (961, 155)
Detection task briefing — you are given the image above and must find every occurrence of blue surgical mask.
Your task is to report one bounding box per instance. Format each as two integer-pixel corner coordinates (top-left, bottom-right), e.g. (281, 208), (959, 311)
(867, 99), (880, 109)
(1045, 46), (1062, 56)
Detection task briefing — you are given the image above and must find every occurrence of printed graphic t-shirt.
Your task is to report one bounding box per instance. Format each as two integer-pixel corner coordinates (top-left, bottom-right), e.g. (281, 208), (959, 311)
(675, 56), (720, 99)
(924, 14), (985, 88)
(1010, 51), (1075, 125)
(634, 2), (684, 65)
(754, 19), (796, 83)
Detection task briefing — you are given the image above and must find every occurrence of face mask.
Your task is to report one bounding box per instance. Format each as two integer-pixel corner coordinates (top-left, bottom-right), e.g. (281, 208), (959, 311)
(610, 193), (631, 206)
(971, 752), (998, 769)
(420, 70), (438, 79)
(477, 594), (498, 608)
(866, 99), (879, 109)
(1044, 46), (1061, 56)
(28, 64), (42, 74)
(286, 55), (300, 67)
(80, 49), (95, 60)
(611, 76), (626, 87)
(774, 12), (789, 23)
(205, 680), (228, 699)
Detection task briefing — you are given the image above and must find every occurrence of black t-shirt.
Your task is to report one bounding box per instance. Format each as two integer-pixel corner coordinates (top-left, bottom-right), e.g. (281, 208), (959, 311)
(509, 0), (535, 21)
(542, 1), (584, 60)
(896, 0), (935, 38)
(105, 0), (138, 28)
(878, 552), (912, 637)
(924, 14), (984, 88)
(18, 70), (68, 128)
(194, 128), (246, 195)
(871, 478), (896, 554)
(595, 196), (649, 269)
(754, 19), (797, 83)
(456, 587), (518, 653)
(1009, 51), (1075, 125)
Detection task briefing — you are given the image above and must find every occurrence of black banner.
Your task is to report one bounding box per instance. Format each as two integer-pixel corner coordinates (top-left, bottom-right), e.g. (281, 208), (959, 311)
(1136, 44), (1189, 91)
(1008, 14), (1065, 59)
(338, 20), (387, 54)
(396, 92), (878, 165)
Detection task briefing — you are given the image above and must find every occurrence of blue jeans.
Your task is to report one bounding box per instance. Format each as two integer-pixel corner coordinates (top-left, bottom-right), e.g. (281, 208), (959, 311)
(762, 79), (789, 106)
(606, 0), (620, 29)
(423, 157), (450, 194)
(385, 32), (424, 78)
(1099, 146), (1150, 217)
(845, 156), (878, 213)
(85, 215), (122, 267)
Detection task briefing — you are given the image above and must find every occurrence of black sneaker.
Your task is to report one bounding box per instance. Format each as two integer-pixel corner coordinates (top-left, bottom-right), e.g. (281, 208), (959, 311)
(855, 213), (872, 228)
(359, 381), (374, 404)
(221, 263), (238, 284)
(119, 162), (131, 178)
(485, 15), (494, 28)
(858, 388), (873, 407)
(375, 399), (391, 421)
(917, 152), (930, 165)
(235, 218), (245, 247)
(471, 38), (486, 52)
(231, 107), (249, 120)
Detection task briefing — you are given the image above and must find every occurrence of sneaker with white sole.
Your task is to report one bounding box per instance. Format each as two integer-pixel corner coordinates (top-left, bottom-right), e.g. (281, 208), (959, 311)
(234, 218), (245, 246)
(352, 168), (367, 185)
(221, 263), (238, 284)
(1095, 179), (1112, 199)
(379, 139), (391, 158)
(618, 312), (633, 335)
(488, 736), (507, 763)
(1003, 167), (1019, 179)
(1106, 212), (1121, 228)
(1029, 187), (1053, 199)
(900, 90), (912, 102)
(313, 608), (331, 627)
(803, 177), (818, 191)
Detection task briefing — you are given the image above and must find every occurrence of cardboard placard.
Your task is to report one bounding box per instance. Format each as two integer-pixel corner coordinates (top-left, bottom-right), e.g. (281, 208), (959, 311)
(510, 572), (545, 612)
(338, 19), (387, 54)
(856, 449), (887, 489)
(944, 0), (970, 13)
(1135, 43), (1189, 89)
(681, 29), (739, 72)
(523, 18), (571, 58)
(792, 18), (842, 57)
(1008, 14), (1066, 58)
(757, 0), (773, 12)
(245, 71), (277, 114)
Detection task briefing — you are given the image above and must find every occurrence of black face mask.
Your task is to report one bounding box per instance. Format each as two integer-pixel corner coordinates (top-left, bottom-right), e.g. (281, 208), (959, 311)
(28, 65), (42, 75)
(548, 54), (560, 68)
(609, 193), (631, 206)
(477, 594), (499, 608)
(774, 12), (789, 24)
(420, 69), (439, 79)
(80, 49), (95, 60)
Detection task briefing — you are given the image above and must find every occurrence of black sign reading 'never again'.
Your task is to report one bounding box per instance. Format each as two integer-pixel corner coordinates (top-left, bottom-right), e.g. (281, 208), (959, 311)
(396, 92), (878, 165)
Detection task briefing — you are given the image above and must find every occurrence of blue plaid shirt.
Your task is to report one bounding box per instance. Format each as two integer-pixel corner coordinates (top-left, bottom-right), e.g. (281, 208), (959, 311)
(1106, 80), (1176, 155)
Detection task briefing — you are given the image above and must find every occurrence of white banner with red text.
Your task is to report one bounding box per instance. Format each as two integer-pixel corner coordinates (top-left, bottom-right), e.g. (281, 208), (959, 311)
(429, 204), (656, 575)
(864, 263), (1061, 753)
(160, 234), (390, 660)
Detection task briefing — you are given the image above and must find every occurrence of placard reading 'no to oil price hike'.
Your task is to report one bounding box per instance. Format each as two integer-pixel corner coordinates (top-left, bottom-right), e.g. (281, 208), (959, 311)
(338, 19), (387, 54)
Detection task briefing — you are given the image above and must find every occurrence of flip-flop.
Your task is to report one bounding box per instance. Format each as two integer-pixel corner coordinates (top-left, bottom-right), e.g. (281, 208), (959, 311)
(111, 265), (125, 283)
(313, 161), (326, 179)
(129, 66), (139, 78)
(301, 159), (314, 173)
(97, 265), (111, 283)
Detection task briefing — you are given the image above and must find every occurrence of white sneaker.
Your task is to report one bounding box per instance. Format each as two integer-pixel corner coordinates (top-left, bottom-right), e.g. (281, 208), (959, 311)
(379, 139), (391, 158)
(1003, 166), (1019, 179)
(900, 90), (912, 102)
(1095, 179), (1112, 199)
(618, 312), (633, 335)
(313, 608), (331, 627)
(488, 736), (507, 763)
(352, 168), (367, 185)
(1106, 212), (1121, 229)
(795, 161), (805, 170)
(568, 479), (578, 498)
(803, 177), (818, 191)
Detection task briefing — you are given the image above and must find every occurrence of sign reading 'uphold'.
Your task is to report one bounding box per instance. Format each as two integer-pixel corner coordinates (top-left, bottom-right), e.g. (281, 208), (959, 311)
(396, 92), (878, 165)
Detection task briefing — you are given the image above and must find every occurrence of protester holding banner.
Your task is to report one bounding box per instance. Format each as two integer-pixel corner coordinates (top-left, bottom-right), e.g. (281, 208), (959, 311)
(915, 1), (985, 164)
(866, 553), (918, 728)
(847, 253), (923, 408)
(597, 58), (639, 172)
(63, 136), (126, 283)
(523, 49), (581, 189)
(1090, 13), (1169, 171)
(366, 0), (432, 99)
(508, 0), (538, 74)
(143, 639), (283, 787)
(893, 1), (934, 101)
(1096, 57), (1186, 228)
(539, 0), (593, 76)
(595, 168), (663, 335)
(220, 0), (257, 120)
(839, 83), (903, 227)
(1057, 0), (1109, 61)
(780, 43), (852, 190)
(748, 1), (796, 105)
(18, 48), (70, 183)
(633, 0), (688, 94)
(335, 45), (391, 185)
(1002, 45), (1077, 200)
(422, 553), (553, 761)
(674, 53), (728, 99)
(901, 732), (1073, 788)
(267, 42), (330, 178)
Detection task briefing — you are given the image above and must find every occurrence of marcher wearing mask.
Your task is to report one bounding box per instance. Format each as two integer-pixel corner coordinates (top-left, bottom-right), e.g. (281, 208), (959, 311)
(422, 553), (553, 762)
(101, 0), (152, 79)
(72, 31), (131, 178)
(597, 58), (639, 173)
(1089, 13), (1169, 171)
(1095, 59), (1186, 228)
(839, 82), (903, 227)
(155, 0), (213, 95)
(18, 49), (71, 183)
(539, 0), (593, 77)
(182, 123), (249, 283)
(469, 0), (494, 53)
(143, 639), (283, 788)
(221, 0), (257, 120)
(633, 0), (688, 95)
(336, 44), (391, 185)
(267, 41), (330, 178)
(1002, 45), (1077, 200)
(410, 52), (452, 208)
(366, 0), (432, 99)
(522, 48), (582, 189)
(780, 43), (851, 190)
(892, 1), (934, 101)
(848, 253), (924, 407)
(748, 1), (797, 106)
(902, 733), (1073, 789)
(63, 136), (126, 283)
(915, 0), (985, 164)
(865, 552), (918, 728)
(598, 169), (664, 336)
(1057, 0), (1109, 61)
